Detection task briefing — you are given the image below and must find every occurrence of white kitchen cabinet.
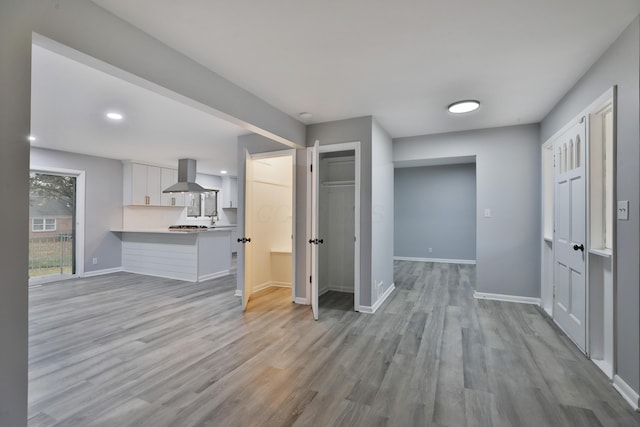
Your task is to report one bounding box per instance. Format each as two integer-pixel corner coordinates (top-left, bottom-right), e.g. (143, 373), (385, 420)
(160, 167), (185, 207)
(124, 162), (162, 205)
(222, 176), (238, 209)
(124, 162), (181, 206)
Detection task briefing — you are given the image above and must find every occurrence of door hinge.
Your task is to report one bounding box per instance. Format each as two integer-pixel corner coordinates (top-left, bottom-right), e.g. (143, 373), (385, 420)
(310, 164), (313, 173)
(309, 275), (312, 284)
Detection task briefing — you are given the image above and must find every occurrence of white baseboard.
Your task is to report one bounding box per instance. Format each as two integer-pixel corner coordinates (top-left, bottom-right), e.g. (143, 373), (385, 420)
(294, 297), (309, 305)
(613, 375), (640, 411)
(253, 281), (292, 293)
(359, 283), (395, 314)
(234, 289), (242, 297)
(474, 291), (541, 306)
(198, 270), (231, 282)
(253, 281), (272, 292)
(591, 358), (614, 380)
(394, 256), (476, 265)
(83, 267), (124, 278)
(270, 281), (292, 288)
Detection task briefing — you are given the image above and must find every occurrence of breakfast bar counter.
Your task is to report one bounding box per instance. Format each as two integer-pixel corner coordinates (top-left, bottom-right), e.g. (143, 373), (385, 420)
(111, 228), (232, 282)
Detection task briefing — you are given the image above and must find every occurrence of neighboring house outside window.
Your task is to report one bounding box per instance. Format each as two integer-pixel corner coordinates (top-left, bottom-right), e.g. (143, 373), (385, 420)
(32, 218), (56, 232)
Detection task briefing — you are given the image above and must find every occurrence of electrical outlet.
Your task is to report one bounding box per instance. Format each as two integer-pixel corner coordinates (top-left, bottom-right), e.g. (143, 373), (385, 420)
(428, 247), (433, 253)
(92, 257), (98, 265)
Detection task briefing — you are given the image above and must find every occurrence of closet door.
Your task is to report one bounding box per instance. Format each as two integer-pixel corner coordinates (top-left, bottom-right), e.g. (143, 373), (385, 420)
(553, 120), (587, 351)
(310, 141), (319, 320)
(242, 150), (253, 311)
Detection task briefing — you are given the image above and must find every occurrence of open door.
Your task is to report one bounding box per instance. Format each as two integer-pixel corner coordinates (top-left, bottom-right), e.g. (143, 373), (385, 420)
(310, 141), (319, 320)
(553, 119), (587, 351)
(242, 150), (253, 311)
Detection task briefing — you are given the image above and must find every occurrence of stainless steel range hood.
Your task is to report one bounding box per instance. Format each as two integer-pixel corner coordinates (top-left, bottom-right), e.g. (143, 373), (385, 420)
(162, 159), (208, 193)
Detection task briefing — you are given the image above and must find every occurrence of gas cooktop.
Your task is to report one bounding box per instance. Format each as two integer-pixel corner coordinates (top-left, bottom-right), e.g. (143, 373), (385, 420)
(168, 225), (210, 231)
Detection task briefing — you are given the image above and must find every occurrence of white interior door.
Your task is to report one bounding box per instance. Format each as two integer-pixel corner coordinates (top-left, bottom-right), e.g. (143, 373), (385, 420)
(242, 150), (253, 311)
(553, 120), (587, 351)
(311, 141), (319, 320)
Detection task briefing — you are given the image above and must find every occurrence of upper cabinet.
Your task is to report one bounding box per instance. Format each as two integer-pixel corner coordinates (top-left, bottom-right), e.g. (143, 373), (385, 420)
(123, 161), (184, 207)
(221, 176), (238, 209)
(160, 168), (185, 207)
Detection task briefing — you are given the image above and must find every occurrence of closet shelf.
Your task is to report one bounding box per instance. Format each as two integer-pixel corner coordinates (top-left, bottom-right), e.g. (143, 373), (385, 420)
(321, 180), (355, 187)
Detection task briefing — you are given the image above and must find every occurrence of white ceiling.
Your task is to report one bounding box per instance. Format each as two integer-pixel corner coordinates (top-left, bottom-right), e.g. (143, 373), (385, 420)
(32, 1), (640, 172)
(31, 44), (246, 176)
(91, 0), (640, 138)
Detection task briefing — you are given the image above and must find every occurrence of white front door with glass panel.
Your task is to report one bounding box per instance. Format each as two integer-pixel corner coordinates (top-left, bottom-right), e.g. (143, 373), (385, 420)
(553, 119), (587, 352)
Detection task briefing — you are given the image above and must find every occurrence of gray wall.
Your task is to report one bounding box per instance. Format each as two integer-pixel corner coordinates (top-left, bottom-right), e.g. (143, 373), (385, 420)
(307, 116), (374, 307)
(394, 124), (541, 298)
(31, 148), (123, 273)
(395, 163), (476, 261)
(371, 119), (395, 298)
(0, 2), (30, 424)
(541, 17), (640, 395)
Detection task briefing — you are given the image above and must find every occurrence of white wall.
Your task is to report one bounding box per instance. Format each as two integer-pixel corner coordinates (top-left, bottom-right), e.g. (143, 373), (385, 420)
(371, 119), (394, 302)
(394, 124), (541, 298)
(541, 17), (640, 396)
(249, 156), (293, 291)
(30, 148), (123, 273)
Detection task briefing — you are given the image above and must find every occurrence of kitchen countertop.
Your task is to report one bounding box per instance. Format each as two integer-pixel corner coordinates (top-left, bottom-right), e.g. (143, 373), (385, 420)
(111, 228), (233, 234)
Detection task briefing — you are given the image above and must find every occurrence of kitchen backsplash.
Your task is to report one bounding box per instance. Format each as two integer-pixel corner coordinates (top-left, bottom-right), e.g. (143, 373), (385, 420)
(122, 206), (237, 229)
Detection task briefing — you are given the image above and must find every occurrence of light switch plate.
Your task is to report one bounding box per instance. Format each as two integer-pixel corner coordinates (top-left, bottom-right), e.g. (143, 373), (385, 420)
(484, 208), (491, 218)
(617, 200), (629, 220)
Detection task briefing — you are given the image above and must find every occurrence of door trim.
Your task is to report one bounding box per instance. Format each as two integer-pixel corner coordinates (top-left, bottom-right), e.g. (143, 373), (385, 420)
(29, 166), (86, 283)
(306, 141), (361, 312)
(540, 86), (617, 376)
(248, 149), (297, 303)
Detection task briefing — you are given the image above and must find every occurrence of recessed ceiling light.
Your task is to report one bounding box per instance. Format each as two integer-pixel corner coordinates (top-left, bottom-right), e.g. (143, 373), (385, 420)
(220, 170), (228, 174)
(27, 135), (36, 142)
(448, 100), (480, 114)
(106, 112), (124, 120)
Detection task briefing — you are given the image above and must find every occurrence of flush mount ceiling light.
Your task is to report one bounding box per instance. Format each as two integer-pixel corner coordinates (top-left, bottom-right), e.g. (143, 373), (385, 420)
(106, 112), (124, 120)
(448, 100), (480, 114)
(220, 170), (228, 174)
(299, 112), (313, 122)
(27, 135), (36, 142)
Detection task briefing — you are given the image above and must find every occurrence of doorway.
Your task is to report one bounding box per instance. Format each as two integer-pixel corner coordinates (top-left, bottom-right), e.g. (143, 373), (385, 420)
(541, 87), (616, 379)
(308, 141), (361, 320)
(239, 151), (295, 311)
(28, 167), (85, 284)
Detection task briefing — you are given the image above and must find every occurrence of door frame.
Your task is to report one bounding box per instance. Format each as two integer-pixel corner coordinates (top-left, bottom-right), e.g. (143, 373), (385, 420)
(239, 149), (297, 305)
(540, 86), (617, 375)
(29, 165), (86, 284)
(306, 141), (361, 312)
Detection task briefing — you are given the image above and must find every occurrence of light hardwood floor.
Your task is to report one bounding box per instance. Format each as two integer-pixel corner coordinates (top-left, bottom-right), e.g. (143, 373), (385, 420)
(28, 262), (640, 426)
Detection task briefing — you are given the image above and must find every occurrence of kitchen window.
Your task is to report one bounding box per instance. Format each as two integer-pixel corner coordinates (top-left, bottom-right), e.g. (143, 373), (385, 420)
(186, 190), (219, 220)
(32, 218), (56, 232)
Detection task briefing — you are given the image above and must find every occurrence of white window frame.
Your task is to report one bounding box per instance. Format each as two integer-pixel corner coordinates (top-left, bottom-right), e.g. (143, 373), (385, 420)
(32, 217), (56, 232)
